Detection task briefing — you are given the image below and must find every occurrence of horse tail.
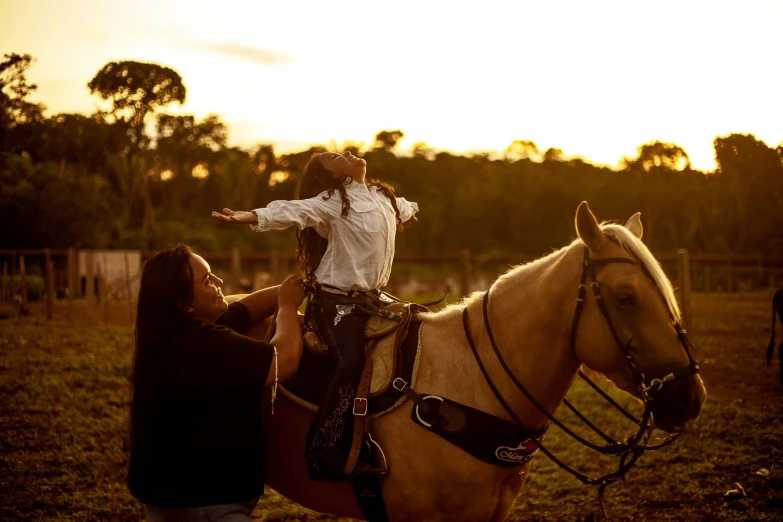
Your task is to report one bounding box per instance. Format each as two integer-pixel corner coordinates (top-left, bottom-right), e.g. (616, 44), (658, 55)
(769, 290), (781, 365)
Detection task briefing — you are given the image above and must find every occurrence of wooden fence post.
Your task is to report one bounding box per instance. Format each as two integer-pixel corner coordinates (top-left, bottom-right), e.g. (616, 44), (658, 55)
(1, 261), (6, 304)
(10, 252), (16, 299)
(757, 258), (763, 290)
(19, 255), (28, 306)
(704, 265), (711, 293)
(44, 249), (54, 321)
(98, 255), (108, 327)
(231, 248), (242, 294)
(124, 253), (134, 327)
(727, 260), (732, 293)
(459, 249), (471, 297)
(67, 248), (75, 320)
(676, 249), (692, 336)
(86, 250), (95, 323)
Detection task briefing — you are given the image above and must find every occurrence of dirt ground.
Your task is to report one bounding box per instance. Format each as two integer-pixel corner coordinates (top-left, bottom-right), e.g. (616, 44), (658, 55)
(0, 293), (781, 521)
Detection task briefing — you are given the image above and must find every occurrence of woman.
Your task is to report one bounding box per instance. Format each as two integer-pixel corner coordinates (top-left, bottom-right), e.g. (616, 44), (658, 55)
(212, 150), (419, 480)
(127, 243), (305, 521)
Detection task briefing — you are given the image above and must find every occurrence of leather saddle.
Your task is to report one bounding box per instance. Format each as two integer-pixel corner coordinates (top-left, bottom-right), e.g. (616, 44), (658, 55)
(302, 301), (414, 396)
(282, 302), (425, 417)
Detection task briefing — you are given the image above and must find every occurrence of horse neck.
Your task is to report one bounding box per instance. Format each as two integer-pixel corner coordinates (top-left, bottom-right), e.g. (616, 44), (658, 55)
(471, 244), (584, 429)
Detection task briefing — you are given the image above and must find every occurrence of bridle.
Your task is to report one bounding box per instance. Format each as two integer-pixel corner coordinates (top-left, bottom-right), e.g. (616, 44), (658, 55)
(463, 244), (700, 517)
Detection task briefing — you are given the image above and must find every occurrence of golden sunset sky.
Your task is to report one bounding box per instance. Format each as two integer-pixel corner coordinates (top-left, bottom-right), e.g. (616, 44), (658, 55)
(2, 0), (782, 171)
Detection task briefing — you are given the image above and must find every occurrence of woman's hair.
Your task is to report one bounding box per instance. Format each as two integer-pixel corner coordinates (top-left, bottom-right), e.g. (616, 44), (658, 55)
(294, 152), (403, 282)
(129, 244), (194, 462)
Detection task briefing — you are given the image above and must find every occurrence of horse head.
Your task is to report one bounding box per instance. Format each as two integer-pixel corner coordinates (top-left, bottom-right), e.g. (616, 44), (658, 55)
(574, 201), (706, 433)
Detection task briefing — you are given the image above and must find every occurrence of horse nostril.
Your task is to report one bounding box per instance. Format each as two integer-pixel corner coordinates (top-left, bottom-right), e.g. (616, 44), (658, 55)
(676, 380), (706, 417)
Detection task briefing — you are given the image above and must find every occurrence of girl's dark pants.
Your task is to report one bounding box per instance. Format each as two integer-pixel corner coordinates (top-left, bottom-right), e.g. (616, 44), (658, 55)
(305, 295), (372, 478)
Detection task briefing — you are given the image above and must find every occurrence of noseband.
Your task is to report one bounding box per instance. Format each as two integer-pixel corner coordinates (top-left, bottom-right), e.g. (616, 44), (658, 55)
(572, 246), (700, 401)
(463, 244), (700, 517)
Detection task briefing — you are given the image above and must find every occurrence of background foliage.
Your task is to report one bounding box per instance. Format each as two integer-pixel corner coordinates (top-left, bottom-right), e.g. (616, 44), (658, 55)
(2, 53), (783, 258)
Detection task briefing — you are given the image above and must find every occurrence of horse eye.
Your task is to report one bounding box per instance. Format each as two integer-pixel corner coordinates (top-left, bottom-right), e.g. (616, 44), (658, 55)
(615, 293), (637, 308)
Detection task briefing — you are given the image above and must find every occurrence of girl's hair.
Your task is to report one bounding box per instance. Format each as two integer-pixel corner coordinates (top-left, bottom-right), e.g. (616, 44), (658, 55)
(129, 244), (194, 464)
(295, 152), (402, 282)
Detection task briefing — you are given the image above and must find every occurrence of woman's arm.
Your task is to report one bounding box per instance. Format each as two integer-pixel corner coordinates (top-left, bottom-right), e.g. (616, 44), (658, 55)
(267, 275), (306, 385)
(237, 285), (280, 325)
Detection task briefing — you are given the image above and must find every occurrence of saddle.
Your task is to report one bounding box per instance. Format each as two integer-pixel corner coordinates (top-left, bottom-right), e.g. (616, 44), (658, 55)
(281, 299), (425, 482)
(302, 301), (415, 395)
(283, 302), (425, 415)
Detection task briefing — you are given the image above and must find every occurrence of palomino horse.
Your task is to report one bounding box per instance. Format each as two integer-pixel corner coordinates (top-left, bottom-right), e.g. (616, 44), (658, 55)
(242, 202), (707, 521)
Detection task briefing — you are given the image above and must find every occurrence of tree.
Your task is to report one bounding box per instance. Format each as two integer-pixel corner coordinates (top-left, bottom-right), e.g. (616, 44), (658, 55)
(622, 141), (690, 172)
(88, 61), (186, 151)
(543, 147), (564, 162)
(373, 130), (404, 152)
(412, 141), (435, 160)
(622, 141), (694, 247)
(0, 153), (114, 248)
(1, 53), (45, 151)
(505, 139), (539, 161)
(155, 114), (227, 212)
(713, 133), (783, 253)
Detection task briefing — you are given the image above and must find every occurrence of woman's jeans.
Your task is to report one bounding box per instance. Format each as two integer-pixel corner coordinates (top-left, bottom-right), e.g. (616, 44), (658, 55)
(305, 297), (371, 467)
(143, 497), (259, 522)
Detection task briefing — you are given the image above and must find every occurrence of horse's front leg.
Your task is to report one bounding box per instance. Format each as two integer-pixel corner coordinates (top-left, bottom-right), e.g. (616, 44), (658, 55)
(490, 462), (532, 522)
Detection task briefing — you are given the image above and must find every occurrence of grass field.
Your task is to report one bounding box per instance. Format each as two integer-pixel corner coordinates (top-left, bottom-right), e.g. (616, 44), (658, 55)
(1, 294), (781, 521)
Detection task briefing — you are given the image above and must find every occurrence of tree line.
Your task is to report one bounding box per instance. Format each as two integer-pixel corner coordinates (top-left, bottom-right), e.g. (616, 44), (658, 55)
(2, 53), (782, 258)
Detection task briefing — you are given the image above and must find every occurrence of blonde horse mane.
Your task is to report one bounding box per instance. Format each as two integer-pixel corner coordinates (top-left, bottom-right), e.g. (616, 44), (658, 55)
(422, 221), (681, 324)
(600, 223), (682, 323)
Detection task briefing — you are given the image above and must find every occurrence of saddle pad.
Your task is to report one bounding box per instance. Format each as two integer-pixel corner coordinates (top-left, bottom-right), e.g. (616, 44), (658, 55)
(280, 321), (423, 418)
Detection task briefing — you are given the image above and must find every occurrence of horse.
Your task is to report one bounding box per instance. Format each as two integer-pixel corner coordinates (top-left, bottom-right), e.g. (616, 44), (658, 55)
(767, 288), (783, 384)
(239, 202), (707, 521)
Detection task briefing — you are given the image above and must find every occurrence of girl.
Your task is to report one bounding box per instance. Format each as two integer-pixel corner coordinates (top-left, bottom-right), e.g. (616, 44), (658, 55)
(212, 150), (419, 480)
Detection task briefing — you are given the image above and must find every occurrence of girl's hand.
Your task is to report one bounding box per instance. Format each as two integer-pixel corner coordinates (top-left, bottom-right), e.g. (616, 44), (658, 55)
(211, 208), (257, 224)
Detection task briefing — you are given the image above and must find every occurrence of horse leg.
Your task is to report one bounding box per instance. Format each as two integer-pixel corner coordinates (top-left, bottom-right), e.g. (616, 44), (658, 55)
(489, 463), (532, 522)
(372, 409), (529, 522)
(778, 341), (783, 385)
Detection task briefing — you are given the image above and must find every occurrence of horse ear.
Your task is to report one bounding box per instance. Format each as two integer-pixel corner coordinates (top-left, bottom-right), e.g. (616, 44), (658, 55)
(575, 201), (607, 252)
(625, 212), (643, 239)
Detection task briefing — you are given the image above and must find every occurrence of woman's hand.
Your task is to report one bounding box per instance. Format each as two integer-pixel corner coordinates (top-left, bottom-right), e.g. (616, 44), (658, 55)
(211, 208), (258, 224)
(278, 275), (306, 309)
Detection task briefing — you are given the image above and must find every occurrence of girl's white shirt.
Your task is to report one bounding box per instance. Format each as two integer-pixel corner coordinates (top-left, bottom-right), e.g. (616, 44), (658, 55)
(250, 179), (419, 292)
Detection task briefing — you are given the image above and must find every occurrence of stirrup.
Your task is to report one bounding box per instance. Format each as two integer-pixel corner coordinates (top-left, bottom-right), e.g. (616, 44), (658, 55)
(352, 434), (388, 477)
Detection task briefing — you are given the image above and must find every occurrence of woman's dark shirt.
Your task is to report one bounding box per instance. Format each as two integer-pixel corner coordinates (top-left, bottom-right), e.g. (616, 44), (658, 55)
(127, 302), (275, 507)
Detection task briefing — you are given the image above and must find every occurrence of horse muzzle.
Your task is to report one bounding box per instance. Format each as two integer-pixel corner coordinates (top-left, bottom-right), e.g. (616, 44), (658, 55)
(649, 373), (706, 433)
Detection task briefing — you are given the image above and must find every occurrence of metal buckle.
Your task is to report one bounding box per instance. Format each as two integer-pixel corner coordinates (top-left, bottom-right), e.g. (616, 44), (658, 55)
(393, 377), (408, 392)
(353, 397), (368, 416)
(641, 373), (675, 394)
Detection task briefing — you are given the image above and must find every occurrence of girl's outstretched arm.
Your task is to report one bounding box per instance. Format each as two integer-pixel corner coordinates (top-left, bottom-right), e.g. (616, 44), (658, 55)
(212, 194), (339, 232)
(211, 208), (257, 223)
